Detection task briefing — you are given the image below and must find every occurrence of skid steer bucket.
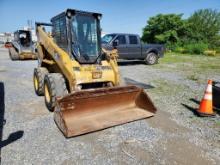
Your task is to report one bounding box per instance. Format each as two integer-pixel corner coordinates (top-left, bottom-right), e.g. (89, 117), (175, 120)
(54, 85), (157, 137)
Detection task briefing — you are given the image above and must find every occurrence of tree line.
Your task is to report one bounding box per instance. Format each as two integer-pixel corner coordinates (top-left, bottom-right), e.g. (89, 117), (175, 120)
(142, 9), (220, 55)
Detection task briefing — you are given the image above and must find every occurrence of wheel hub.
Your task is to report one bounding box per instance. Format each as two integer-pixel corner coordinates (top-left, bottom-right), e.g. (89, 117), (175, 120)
(34, 75), (39, 90)
(149, 55), (156, 63)
(45, 84), (51, 103)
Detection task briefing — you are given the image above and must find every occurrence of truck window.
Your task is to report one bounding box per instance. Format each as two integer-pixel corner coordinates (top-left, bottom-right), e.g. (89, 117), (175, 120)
(102, 34), (116, 44)
(129, 35), (138, 44)
(115, 35), (126, 45)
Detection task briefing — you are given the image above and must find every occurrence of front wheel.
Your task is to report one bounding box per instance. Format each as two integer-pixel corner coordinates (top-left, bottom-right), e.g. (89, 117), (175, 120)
(33, 67), (48, 96)
(145, 52), (158, 65)
(9, 47), (19, 61)
(44, 73), (68, 111)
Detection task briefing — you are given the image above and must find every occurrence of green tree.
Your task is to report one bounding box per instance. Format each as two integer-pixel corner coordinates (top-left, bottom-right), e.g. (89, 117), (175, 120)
(141, 14), (188, 45)
(187, 9), (220, 48)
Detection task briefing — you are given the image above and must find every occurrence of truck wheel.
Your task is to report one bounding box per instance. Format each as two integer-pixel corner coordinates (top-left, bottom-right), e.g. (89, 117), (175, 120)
(44, 73), (68, 111)
(33, 67), (48, 96)
(145, 52), (158, 65)
(9, 47), (19, 61)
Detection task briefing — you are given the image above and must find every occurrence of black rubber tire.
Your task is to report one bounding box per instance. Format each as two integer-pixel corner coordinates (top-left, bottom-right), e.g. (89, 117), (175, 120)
(33, 67), (49, 96)
(145, 52), (158, 65)
(44, 73), (68, 111)
(9, 47), (19, 61)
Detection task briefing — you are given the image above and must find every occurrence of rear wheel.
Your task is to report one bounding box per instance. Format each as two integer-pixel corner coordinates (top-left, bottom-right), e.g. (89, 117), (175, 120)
(145, 52), (158, 65)
(44, 73), (68, 111)
(9, 47), (19, 61)
(33, 67), (48, 96)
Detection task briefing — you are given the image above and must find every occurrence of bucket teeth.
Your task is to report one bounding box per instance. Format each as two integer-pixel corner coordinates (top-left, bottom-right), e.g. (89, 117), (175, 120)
(54, 85), (157, 137)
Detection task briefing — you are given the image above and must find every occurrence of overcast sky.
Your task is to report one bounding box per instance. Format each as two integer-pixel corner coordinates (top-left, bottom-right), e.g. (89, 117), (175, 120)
(0, 0), (219, 35)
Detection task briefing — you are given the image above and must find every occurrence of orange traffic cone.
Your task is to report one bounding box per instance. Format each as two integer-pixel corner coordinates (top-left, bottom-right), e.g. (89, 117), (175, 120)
(197, 80), (215, 117)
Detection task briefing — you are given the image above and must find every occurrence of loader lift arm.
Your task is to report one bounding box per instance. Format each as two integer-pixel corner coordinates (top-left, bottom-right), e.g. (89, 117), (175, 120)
(36, 23), (77, 92)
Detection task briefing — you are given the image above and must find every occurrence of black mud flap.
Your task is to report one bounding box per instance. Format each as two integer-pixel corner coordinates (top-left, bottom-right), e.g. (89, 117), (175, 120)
(213, 81), (220, 110)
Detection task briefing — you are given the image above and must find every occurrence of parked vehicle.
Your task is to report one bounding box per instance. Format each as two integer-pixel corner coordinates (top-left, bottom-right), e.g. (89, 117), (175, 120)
(8, 30), (37, 60)
(4, 42), (12, 48)
(102, 33), (165, 65)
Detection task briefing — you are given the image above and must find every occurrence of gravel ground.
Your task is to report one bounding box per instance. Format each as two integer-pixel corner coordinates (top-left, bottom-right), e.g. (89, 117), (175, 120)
(0, 48), (219, 164)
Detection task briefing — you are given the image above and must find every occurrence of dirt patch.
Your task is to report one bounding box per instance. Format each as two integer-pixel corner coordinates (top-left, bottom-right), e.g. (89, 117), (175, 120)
(157, 138), (214, 165)
(148, 110), (189, 134)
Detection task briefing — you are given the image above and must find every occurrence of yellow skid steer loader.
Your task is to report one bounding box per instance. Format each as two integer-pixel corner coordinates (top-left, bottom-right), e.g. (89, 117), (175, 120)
(9, 30), (37, 60)
(34, 9), (157, 137)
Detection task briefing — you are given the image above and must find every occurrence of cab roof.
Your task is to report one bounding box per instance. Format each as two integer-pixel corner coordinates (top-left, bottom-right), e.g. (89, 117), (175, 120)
(51, 9), (102, 22)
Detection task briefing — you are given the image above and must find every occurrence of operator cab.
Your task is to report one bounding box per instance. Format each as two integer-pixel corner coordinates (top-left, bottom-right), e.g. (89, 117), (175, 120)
(51, 9), (102, 64)
(14, 30), (32, 47)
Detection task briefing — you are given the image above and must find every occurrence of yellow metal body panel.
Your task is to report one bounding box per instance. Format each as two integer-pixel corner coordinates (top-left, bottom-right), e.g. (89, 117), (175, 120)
(19, 52), (37, 60)
(36, 26), (120, 92)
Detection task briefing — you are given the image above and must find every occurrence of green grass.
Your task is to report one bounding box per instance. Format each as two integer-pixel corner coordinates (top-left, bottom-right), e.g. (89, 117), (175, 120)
(186, 74), (199, 81)
(156, 52), (220, 72)
(198, 62), (220, 70)
(216, 121), (220, 125)
(215, 121), (220, 126)
(151, 79), (187, 96)
(159, 53), (192, 63)
(152, 52), (220, 83)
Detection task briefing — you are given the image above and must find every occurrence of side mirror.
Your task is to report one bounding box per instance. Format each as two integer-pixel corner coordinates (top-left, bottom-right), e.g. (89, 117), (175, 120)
(112, 40), (119, 48)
